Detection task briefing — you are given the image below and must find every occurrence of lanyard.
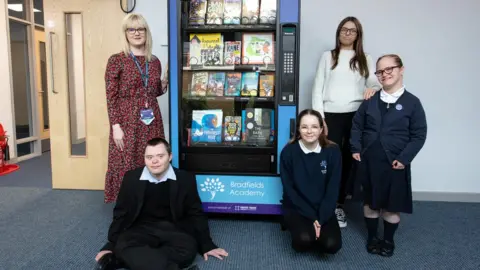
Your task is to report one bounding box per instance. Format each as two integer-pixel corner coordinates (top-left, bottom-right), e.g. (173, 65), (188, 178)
(131, 52), (149, 88)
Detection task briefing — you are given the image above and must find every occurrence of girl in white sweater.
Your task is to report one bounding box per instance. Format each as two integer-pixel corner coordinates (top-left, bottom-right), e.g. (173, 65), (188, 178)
(311, 16), (381, 228)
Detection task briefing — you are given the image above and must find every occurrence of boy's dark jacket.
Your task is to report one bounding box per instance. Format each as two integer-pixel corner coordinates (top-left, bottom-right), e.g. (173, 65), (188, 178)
(350, 90), (427, 166)
(101, 167), (217, 255)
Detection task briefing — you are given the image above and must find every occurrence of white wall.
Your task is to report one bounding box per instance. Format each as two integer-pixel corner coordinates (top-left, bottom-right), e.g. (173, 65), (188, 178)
(300, 0), (480, 194)
(130, 0), (170, 141)
(0, 2), (16, 158)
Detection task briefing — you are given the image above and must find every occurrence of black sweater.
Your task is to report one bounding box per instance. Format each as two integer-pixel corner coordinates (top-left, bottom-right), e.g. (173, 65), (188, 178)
(280, 141), (342, 225)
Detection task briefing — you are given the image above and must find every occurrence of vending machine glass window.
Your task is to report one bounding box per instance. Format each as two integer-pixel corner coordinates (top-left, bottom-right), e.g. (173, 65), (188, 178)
(178, 0), (279, 175)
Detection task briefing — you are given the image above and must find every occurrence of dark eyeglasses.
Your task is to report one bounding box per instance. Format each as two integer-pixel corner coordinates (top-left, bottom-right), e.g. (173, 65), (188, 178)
(375, 66), (401, 77)
(340, 27), (357, 35)
(126, 28), (146, 34)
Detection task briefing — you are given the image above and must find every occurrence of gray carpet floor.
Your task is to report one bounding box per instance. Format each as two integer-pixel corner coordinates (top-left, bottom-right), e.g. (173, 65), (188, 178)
(0, 154), (479, 270)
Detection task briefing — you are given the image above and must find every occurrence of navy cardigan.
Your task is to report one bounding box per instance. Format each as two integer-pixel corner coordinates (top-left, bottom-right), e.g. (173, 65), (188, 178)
(350, 90), (427, 166)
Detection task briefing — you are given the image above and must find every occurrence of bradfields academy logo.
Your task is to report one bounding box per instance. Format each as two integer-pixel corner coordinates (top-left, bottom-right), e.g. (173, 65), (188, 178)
(200, 177), (266, 200)
(200, 178), (225, 200)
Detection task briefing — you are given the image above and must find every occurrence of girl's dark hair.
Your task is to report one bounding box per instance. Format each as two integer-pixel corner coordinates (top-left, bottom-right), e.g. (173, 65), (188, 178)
(376, 54), (404, 67)
(331, 16), (369, 79)
(288, 109), (334, 148)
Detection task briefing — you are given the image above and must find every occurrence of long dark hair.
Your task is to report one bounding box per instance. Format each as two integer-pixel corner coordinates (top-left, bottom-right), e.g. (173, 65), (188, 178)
(331, 16), (369, 78)
(289, 109), (334, 148)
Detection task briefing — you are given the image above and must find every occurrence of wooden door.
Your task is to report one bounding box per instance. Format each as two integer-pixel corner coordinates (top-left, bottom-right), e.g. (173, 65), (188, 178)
(44, 0), (124, 189)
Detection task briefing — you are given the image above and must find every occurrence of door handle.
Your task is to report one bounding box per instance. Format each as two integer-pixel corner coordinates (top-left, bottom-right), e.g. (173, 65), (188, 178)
(49, 31), (58, 94)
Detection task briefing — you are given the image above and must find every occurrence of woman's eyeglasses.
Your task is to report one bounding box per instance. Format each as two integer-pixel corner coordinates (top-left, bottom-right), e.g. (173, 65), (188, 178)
(126, 28), (146, 35)
(375, 66), (401, 77)
(340, 27), (357, 35)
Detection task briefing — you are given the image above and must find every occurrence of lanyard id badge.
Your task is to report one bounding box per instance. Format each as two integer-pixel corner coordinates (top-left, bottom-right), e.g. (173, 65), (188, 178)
(131, 53), (154, 125)
(140, 106), (155, 125)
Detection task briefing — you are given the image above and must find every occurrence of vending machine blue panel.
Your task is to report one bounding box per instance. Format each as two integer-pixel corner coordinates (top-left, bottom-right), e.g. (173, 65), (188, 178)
(168, 0), (180, 167)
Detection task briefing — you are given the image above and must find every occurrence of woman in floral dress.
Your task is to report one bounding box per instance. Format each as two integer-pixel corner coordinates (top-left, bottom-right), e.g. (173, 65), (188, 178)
(104, 13), (168, 203)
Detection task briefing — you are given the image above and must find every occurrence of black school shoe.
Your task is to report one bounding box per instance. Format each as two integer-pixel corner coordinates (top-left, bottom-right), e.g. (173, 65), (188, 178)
(366, 237), (381, 254)
(95, 253), (120, 270)
(379, 240), (395, 257)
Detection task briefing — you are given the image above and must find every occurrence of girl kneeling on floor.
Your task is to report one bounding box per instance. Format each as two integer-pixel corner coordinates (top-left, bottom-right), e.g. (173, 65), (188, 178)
(350, 54), (427, 257)
(280, 109), (342, 255)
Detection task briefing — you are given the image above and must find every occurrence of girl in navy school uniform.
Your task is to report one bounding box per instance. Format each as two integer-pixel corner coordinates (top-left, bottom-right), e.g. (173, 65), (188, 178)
(350, 54), (427, 257)
(280, 109), (342, 255)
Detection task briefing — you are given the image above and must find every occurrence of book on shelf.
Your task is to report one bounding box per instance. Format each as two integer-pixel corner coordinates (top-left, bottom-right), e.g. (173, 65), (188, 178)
(206, 72), (226, 96)
(189, 0), (208, 25)
(223, 0), (242, 24)
(259, 0), (276, 24)
(224, 72), (242, 96)
(259, 73), (274, 97)
(241, 32), (274, 65)
(206, 0), (224, 25)
(242, 108), (274, 145)
(191, 72), (209, 96)
(189, 33), (224, 66)
(240, 72), (259, 97)
(191, 109), (223, 143)
(241, 0), (260, 24)
(224, 41), (241, 65)
(224, 115), (242, 142)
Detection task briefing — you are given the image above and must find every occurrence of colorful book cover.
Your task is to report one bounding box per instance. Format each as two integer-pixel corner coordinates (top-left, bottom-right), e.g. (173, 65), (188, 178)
(259, 73), (275, 97)
(207, 72), (226, 96)
(224, 72), (242, 96)
(224, 41), (241, 65)
(259, 0), (276, 24)
(189, 33), (224, 66)
(190, 72), (208, 96)
(189, 0), (207, 25)
(223, 0), (242, 24)
(241, 0), (259, 24)
(191, 109), (223, 143)
(206, 0), (224, 25)
(242, 32), (274, 65)
(224, 116), (242, 142)
(241, 72), (259, 96)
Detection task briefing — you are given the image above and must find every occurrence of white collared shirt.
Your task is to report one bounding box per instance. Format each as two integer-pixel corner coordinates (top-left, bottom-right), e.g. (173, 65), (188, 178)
(299, 140), (321, 154)
(140, 164), (177, 184)
(380, 85), (405, 104)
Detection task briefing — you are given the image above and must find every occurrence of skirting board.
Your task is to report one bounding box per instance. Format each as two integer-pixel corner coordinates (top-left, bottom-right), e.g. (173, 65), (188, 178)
(413, 192), (480, 203)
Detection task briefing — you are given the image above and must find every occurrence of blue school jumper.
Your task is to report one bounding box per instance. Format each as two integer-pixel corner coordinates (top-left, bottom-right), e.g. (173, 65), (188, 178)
(280, 141), (342, 225)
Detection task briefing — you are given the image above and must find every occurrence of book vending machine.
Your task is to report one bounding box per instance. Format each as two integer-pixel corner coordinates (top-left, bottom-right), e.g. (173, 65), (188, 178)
(168, 0), (300, 214)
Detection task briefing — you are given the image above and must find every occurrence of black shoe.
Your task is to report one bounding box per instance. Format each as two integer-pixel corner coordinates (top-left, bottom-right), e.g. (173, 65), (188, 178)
(379, 240), (395, 257)
(366, 237), (381, 254)
(95, 253), (118, 270)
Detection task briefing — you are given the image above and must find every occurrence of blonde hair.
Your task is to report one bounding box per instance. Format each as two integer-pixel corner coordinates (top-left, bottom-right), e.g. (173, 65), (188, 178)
(121, 13), (153, 62)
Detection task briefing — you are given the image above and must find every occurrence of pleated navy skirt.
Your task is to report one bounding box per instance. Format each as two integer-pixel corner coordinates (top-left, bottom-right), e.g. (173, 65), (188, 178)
(357, 139), (413, 214)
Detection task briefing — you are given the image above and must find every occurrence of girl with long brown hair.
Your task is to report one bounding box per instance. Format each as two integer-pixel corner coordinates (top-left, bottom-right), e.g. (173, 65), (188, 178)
(280, 109), (342, 255)
(311, 16), (381, 228)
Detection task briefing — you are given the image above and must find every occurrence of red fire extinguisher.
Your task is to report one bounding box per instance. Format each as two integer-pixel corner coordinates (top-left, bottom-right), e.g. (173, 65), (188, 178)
(0, 123), (19, 176)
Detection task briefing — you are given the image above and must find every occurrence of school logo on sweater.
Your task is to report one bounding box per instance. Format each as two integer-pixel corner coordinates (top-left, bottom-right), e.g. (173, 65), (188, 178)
(320, 160), (327, 174)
